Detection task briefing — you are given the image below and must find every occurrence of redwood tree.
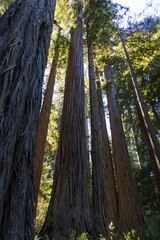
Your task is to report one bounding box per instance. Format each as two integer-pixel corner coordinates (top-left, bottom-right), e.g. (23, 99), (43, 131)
(96, 77), (119, 229)
(39, 2), (93, 239)
(87, 22), (109, 239)
(104, 66), (144, 233)
(34, 29), (61, 215)
(0, 0), (55, 239)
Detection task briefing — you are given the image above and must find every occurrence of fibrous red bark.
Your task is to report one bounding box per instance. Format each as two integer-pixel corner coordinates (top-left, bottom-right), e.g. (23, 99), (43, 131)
(0, 0), (55, 239)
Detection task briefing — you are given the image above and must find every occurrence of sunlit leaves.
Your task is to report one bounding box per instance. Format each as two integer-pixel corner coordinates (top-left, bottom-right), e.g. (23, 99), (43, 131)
(0, 0), (14, 15)
(55, 0), (76, 30)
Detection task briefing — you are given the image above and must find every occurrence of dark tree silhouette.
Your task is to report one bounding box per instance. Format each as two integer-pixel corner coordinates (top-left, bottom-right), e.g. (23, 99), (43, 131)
(0, 0), (56, 239)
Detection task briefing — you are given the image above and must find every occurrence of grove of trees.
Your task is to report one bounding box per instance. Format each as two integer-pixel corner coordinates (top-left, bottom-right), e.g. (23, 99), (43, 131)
(0, 0), (160, 239)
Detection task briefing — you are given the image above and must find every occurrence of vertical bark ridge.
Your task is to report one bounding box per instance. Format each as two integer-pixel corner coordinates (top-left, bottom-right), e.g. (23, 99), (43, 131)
(0, 0), (55, 239)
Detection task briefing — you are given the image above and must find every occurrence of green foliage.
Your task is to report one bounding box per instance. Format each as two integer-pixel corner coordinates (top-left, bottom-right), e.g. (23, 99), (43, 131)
(46, 103), (62, 154)
(48, 31), (70, 68)
(135, 164), (160, 215)
(110, 216), (160, 240)
(110, 17), (160, 165)
(123, 230), (139, 240)
(145, 215), (160, 240)
(34, 236), (42, 240)
(35, 161), (52, 233)
(68, 224), (160, 240)
(110, 229), (139, 240)
(0, 0), (14, 15)
(84, 0), (118, 43)
(83, 0), (128, 70)
(118, 19), (160, 126)
(69, 229), (141, 240)
(34, 235), (49, 240)
(54, 0), (76, 30)
(70, 231), (89, 240)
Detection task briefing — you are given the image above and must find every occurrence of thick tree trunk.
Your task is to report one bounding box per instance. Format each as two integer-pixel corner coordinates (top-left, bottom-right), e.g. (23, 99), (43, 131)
(104, 66), (144, 233)
(87, 24), (109, 239)
(120, 30), (160, 191)
(39, 3), (93, 239)
(96, 78), (119, 229)
(0, 0), (55, 239)
(34, 29), (61, 216)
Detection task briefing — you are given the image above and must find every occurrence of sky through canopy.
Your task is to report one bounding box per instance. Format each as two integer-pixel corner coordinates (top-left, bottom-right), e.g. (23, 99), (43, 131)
(113, 0), (160, 27)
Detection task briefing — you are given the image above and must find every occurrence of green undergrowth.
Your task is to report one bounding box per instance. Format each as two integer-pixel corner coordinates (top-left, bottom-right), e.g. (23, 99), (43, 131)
(35, 215), (160, 240)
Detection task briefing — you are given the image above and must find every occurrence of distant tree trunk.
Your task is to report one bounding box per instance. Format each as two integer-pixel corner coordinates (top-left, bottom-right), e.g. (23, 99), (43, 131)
(96, 78), (119, 229)
(87, 23), (109, 239)
(127, 106), (143, 169)
(34, 29), (61, 216)
(119, 30), (160, 192)
(131, 126), (142, 169)
(0, 0), (55, 239)
(104, 66), (144, 233)
(151, 104), (160, 127)
(85, 109), (91, 178)
(136, 104), (160, 188)
(39, 3), (93, 239)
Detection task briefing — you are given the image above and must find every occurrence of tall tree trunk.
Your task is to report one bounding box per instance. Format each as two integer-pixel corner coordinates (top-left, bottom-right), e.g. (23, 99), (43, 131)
(96, 78), (119, 229)
(34, 29), (61, 216)
(104, 66), (144, 233)
(85, 107), (91, 179)
(127, 105), (143, 169)
(0, 0), (55, 239)
(39, 3), (93, 239)
(131, 126), (143, 169)
(136, 104), (160, 186)
(119, 30), (160, 191)
(87, 23), (109, 239)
